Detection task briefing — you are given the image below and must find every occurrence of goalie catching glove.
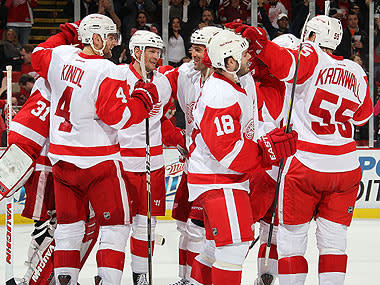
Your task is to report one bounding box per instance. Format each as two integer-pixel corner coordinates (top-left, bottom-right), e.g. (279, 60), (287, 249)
(0, 144), (35, 201)
(258, 127), (298, 168)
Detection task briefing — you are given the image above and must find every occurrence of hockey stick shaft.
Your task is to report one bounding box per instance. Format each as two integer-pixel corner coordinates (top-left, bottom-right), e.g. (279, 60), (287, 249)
(5, 65), (16, 285)
(141, 50), (153, 285)
(264, 14), (310, 266)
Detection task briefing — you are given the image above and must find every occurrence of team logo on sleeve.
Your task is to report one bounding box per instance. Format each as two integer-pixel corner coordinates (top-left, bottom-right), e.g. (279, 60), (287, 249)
(244, 119), (255, 140)
(186, 102), (195, 124)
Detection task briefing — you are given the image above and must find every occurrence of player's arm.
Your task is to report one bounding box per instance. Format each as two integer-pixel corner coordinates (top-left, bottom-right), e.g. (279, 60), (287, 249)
(351, 76), (373, 126)
(96, 78), (160, 129)
(161, 116), (185, 148)
(164, 67), (180, 101)
(0, 91), (51, 200)
(199, 103), (297, 173)
(31, 21), (81, 79)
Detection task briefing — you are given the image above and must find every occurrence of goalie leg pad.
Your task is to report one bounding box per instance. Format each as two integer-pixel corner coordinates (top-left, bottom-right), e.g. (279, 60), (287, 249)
(54, 221), (85, 285)
(97, 224), (130, 284)
(130, 214), (157, 273)
(316, 217), (347, 285)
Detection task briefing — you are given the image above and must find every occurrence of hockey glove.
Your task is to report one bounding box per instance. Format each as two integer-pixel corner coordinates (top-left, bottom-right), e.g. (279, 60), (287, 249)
(59, 20), (82, 47)
(258, 127), (298, 168)
(131, 80), (160, 113)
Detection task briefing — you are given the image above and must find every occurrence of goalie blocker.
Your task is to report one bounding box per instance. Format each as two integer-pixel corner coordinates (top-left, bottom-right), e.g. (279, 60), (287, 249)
(0, 144), (35, 201)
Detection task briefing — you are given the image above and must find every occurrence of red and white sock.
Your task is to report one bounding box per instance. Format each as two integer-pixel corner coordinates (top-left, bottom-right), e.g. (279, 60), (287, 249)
(318, 254), (347, 284)
(97, 249), (125, 284)
(190, 256), (213, 285)
(278, 256), (308, 285)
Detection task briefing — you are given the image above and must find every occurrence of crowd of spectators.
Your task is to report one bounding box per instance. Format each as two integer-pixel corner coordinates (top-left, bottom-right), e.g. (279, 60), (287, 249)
(0, 0), (379, 144)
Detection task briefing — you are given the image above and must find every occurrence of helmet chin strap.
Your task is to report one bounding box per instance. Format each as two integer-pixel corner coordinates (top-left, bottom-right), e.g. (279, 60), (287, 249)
(90, 36), (107, 56)
(135, 46), (148, 83)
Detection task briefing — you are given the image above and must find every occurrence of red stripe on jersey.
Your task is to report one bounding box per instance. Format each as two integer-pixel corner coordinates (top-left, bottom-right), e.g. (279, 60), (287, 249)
(187, 173), (248, 185)
(54, 250), (81, 269)
(352, 76), (373, 126)
(96, 249), (125, 271)
(120, 145), (163, 157)
(318, 254), (347, 273)
(258, 243), (278, 260)
(213, 73), (247, 95)
(297, 140), (356, 155)
(49, 143), (120, 156)
(278, 256), (308, 274)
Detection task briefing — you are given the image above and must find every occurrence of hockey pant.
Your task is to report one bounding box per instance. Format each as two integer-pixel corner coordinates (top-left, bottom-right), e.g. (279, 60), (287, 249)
(277, 217), (348, 285)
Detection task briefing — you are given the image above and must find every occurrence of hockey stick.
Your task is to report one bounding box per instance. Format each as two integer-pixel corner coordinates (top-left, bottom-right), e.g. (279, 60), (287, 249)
(264, 14), (310, 266)
(325, 1), (330, 16)
(140, 48), (153, 285)
(5, 65), (17, 285)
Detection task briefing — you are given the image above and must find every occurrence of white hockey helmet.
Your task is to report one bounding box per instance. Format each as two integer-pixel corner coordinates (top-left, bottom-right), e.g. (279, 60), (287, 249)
(207, 29), (249, 72)
(78, 13), (118, 45)
(191, 26), (222, 46)
(304, 15), (342, 50)
(129, 30), (164, 60)
(273, 34), (301, 50)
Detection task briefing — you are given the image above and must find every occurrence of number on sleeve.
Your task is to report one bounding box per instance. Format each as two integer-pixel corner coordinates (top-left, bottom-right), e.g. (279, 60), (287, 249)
(116, 87), (127, 103)
(31, 100), (50, 121)
(55, 86), (73, 132)
(214, 115), (235, 136)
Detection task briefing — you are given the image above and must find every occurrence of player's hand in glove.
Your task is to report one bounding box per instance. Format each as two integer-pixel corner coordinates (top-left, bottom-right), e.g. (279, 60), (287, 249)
(225, 22), (268, 55)
(258, 127), (298, 168)
(59, 20), (82, 46)
(131, 80), (160, 114)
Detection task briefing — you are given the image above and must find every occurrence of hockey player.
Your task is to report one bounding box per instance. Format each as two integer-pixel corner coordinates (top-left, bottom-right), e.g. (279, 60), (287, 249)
(31, 14), (159, 285)
(7, 77), (100, 285)
(165, 26), (222, 285)
(187, 29), (298, 285)
(117, 30), (175, 285)
(245, 34), (301, 285)
(227, 15), (373, 284)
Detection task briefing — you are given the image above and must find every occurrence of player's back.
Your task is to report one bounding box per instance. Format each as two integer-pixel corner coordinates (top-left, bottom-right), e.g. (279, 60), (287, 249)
(47, 45), (122, 168)
(292, 42), (372, 172)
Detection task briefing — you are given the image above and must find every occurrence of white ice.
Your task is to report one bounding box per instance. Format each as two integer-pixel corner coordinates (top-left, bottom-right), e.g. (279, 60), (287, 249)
(1, 219), (380, 284)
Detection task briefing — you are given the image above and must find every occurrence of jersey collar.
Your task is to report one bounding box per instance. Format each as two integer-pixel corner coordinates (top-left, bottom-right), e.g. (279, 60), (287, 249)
(78, 52), (103, 59)
(213, 73), (247, 95)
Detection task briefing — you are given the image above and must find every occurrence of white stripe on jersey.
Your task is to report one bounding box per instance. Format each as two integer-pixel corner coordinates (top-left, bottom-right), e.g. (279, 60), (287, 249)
(219, 139), (244, 169)
(10, 121), (46, 146)
(114, 161), (130, 224)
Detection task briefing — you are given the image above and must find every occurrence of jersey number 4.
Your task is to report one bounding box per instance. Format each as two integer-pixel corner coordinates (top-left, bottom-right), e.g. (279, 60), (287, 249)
(309, 88), (359, 138)
(55, 86), (73, 132)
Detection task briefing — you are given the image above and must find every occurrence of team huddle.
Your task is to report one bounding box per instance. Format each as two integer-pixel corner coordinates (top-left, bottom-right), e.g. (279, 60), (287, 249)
(0, 11), (373, 285)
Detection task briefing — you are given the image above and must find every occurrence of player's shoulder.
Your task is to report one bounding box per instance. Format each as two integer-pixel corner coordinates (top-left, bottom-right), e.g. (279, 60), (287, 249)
(178, 62), (195, 73)
(53, 45), (80, 57)
(340, 58), (367, 77)
(32, 77), (51, 102)
(201, 73), (242, 108)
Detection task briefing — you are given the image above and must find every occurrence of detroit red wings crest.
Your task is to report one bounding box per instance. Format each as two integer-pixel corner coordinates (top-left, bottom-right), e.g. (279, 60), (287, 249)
(186, 102), (195, 124)
(244, 119), (255, 140)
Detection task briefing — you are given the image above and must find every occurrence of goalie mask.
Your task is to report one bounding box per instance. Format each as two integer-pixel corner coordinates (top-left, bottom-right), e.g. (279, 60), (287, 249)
(78, 13), (119, 56)
(304, 15), (342, 50)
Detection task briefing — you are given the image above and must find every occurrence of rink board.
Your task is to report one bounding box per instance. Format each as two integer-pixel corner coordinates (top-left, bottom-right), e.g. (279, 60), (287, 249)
(1, 148), (380, 224)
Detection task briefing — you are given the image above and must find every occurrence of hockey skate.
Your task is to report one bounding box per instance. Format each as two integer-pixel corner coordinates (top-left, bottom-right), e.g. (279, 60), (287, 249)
(133, 272), (149, 285)
(169, 278), (191, 285)
(254, 273), (274, 285)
